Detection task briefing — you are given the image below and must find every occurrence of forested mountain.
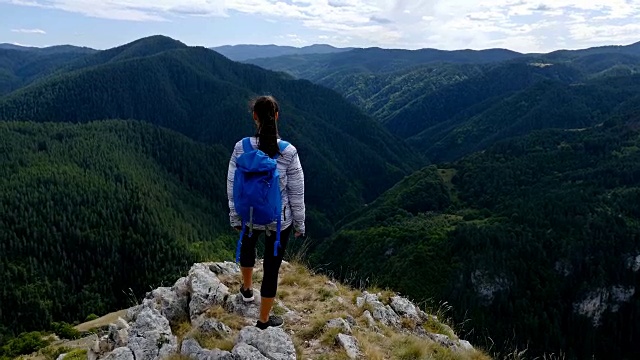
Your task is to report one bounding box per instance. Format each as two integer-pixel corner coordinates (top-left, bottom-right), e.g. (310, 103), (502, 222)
(0, 120), (234, 339)
(0, 35), (421, 235)
(405, 72), (640, 162)
(310, 114), (640, 360)
(0, 48), (92, 96)
(211, 44), (353, 61)
(246, 41), (640, 162)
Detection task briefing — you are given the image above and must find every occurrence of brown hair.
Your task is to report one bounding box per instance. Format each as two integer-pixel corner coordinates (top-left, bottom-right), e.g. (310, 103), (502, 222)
(252, 95), (280, 158)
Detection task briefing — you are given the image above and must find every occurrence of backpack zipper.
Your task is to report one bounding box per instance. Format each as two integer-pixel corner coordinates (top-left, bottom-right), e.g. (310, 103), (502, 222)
(283, 205), (287, 222)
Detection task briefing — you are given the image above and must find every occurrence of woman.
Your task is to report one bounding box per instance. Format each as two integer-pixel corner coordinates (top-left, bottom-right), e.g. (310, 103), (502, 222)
(226, 95), (306, 329)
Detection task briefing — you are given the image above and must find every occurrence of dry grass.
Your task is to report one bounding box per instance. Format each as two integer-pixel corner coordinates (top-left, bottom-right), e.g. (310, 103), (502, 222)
(205, 305), (246, 331)
(191, 331), (235, 352)
(172, 321), (193, 340)
(423, 315), (456, 339)
(353, 328), (492, 360)
(166, 355), (191, 360)
(74, 310), (127, 332)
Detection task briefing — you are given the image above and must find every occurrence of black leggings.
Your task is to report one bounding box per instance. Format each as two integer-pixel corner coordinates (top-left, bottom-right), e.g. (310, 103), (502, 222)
(239, 225), (292, 298)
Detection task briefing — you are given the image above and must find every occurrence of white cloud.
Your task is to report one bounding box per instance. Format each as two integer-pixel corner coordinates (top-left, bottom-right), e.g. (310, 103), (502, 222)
(11, 28), (46, 34)
(3, 0), (640, 52)
(281, 33), (306, 45)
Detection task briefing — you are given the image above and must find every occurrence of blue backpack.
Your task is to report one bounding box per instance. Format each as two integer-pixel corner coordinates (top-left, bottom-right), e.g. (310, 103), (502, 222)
(233, 137), (290, 263)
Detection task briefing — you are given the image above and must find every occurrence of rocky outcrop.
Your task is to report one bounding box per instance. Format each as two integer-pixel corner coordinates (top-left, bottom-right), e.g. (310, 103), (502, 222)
(231, 343), (269, 360)
(356, 292), (401, 327)
(89, 262), (300, 360)
(188, 263), (230, 320)
(128, 306), (178, 360)
(235, 327), (296, 360)
(84, 261), (477, 360)
(354, 291), (473, 352)
(181, 338), (233, 360)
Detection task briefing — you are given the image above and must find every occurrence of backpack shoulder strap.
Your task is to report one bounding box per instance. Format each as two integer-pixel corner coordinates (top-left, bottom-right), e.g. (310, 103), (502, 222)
(242, 137), (254, 153)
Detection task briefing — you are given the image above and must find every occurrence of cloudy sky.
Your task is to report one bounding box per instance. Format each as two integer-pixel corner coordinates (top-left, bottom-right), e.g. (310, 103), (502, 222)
(1, 0), (640, 53)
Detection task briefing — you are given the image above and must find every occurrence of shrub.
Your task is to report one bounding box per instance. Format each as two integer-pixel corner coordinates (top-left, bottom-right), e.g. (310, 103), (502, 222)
(0, 331), (50, 358)
(84, 314), (99, 322)
(51, 322), (82, 340)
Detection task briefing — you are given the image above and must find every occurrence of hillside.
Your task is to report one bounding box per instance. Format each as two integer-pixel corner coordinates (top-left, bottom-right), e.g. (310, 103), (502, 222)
(0, 35), (421, 234)
(407, 73), (640, 162)
(0, 48), (91, 96)
(310, 118), (640, 359)
(0, 120), (237, 341)
(212, 44), (353, 61)
(380, 61), (583, 138)
(9, 260), (489, 360)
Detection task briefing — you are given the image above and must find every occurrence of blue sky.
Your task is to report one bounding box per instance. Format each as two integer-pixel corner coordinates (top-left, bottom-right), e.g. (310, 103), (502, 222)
(1, 0), (640, 53)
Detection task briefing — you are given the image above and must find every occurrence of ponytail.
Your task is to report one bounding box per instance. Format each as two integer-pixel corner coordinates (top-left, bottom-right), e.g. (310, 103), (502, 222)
(252, 95), (280, 158)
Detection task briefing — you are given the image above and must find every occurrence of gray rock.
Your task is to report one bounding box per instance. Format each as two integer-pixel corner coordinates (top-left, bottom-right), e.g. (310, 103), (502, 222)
(180, 338), (234, 360)
(231, 344), (269, 360)
(326, 318), (351, 335)
(362, 310), (376, 328)
(128, 306), (178, 360)
(224, 293), (262, 319)
(102, 347), (135, 360)
(355, 291), (378, 309)
(55, 353), (67, 360)
(428, 333), (456, 348)
(209, 262), (241, 276)
(236, 326), (296, 360)
(336, 333), (362, 359)
(125, 304), (143, 322)
(108, 323), (129, 347)
(345, 315), (356, 327)
(98, 334), (115, 353)
(459, 340), (474, 351)
(390, 296), (420, 320)
(356, 292), (400, 327)
(172, 276), (190, 297)
(371, 304), (401, 327)
(189, 263), (230, 320)
(194, 317), (232, 336)
(116, 317), (130, 330)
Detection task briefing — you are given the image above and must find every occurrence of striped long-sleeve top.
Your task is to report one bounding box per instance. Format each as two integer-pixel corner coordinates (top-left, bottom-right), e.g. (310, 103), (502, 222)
(227, 137), (306, 234)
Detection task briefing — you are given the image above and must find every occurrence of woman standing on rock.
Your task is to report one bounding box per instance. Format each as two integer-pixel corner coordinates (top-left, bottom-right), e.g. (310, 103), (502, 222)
(227, 95), (306, 329)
